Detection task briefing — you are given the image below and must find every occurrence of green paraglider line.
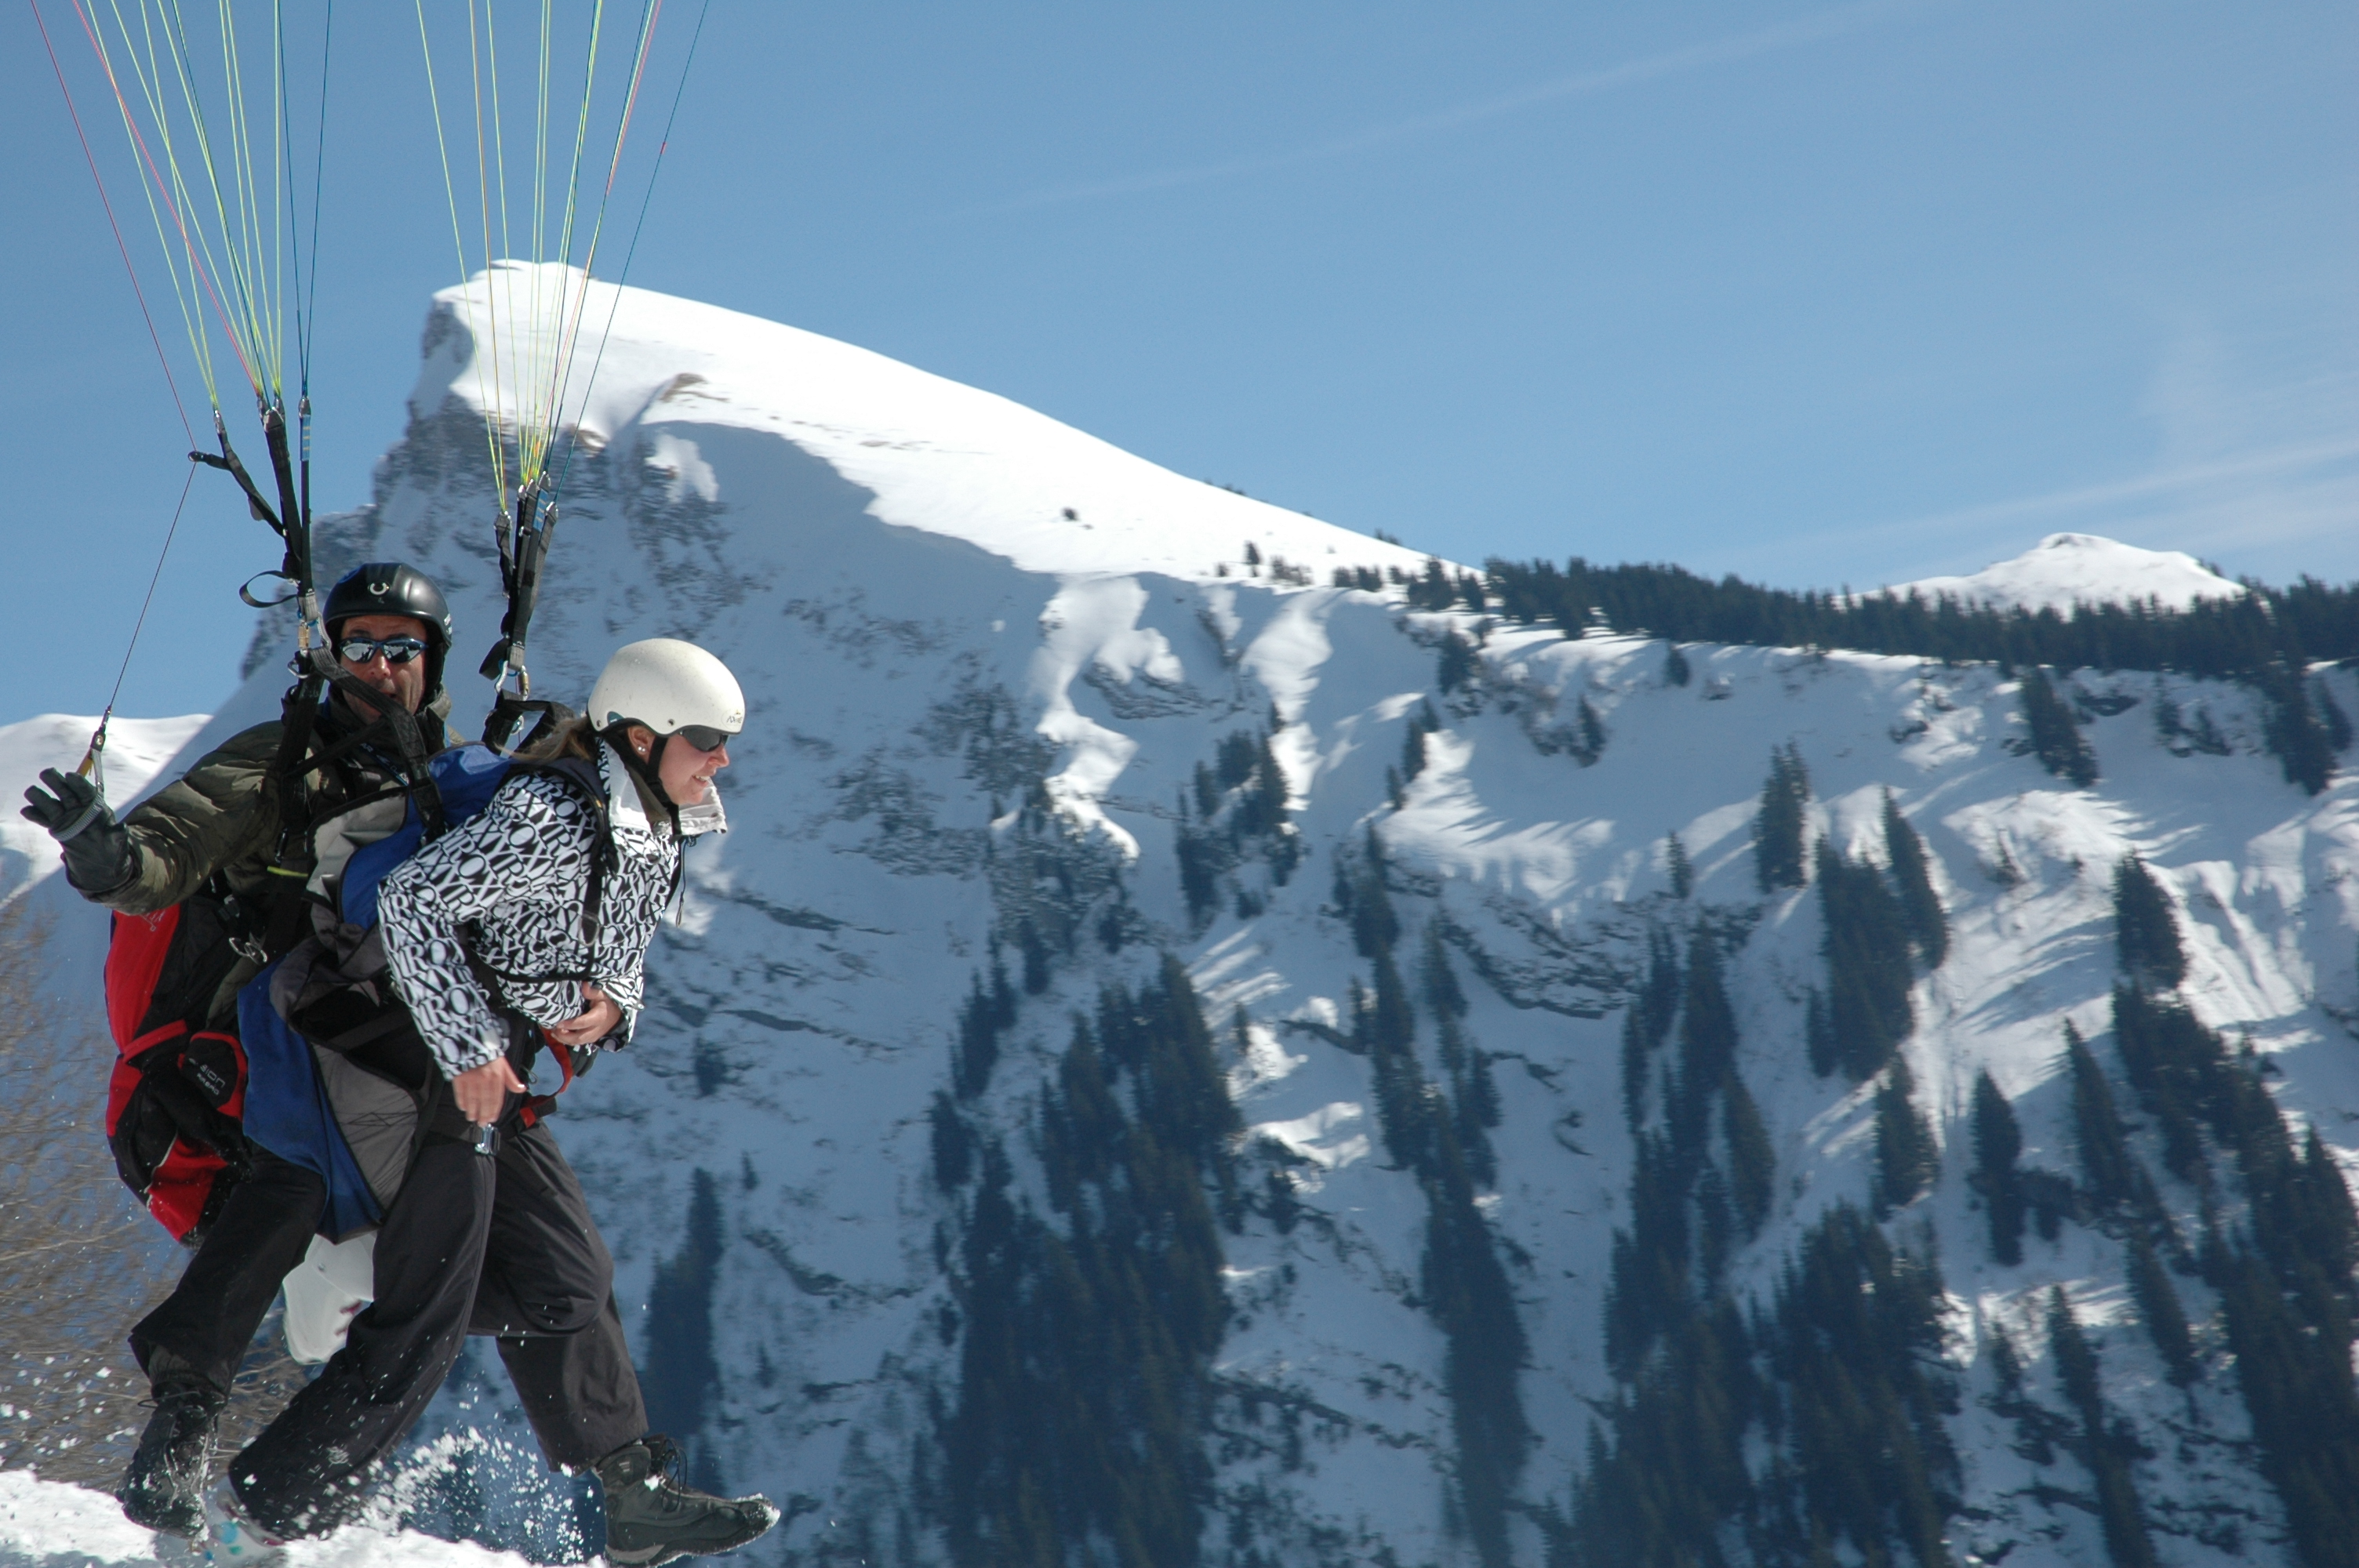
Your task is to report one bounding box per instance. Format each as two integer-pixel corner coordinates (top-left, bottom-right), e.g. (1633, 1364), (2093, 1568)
(548, 0), (708, 506)
(29, 0), (197, 445)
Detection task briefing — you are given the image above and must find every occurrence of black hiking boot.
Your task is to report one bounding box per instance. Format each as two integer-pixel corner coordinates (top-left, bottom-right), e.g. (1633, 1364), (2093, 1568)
(595, 1435), (780, 1566)
(118, 1375), (227, 1539)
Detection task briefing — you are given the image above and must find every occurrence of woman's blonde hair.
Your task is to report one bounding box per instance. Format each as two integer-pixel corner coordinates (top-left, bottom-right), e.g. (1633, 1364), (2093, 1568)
(515, 711), (600, 762)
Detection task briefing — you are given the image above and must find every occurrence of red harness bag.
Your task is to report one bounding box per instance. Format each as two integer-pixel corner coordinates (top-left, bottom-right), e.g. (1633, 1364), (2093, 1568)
(104, 898), (253, 1243)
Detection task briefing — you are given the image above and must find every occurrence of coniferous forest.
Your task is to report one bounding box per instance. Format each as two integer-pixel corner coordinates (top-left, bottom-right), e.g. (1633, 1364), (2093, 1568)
(1400, 555), (2359, 791)
(1470, 557), (2359, 679)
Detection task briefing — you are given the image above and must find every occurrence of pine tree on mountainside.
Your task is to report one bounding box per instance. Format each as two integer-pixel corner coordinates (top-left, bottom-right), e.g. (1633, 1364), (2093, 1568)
(1192, 760), (1220, 820)
(1816, 840), (1917, 1080)
(2109, 986), (2218, 1181)
(1970, 1070), (2026, 1267)
(1574, 697), (1607, 764)
(1620, 927), (1681, 1130)
(1358, 957), (1431, 1173)
(2066, 1020), (2143, 1211)
(1601, 1132), (1693, 1380)
(1881, 790), (1949, 968)
(2124, 1230), (2198, 1388)
(953, 956), (1018, 1099)
(1754, 743), (1811, 891)
(1663, 642), (1692, 688)
(1664, 831), (1693, 899)
(1422, 930), (1499, 1187)
(2019, 666), (2100, 787)
(1176, 815), (1219, 929)
(1438, 630), (1478, 694)
(1805, 986), (1835, 1078)
(930, 1091), (974, 1191)
(1670, 927), (1738, 1161)
(2258, 661), (2335, 795)
(1723, 1074), (1775, 1237)
(1872, 1058), (1939, 1218)
(2318, 677), (2354, 754)
(1348, 829), (1401, 959)
(1019, 918), (1051, 994)
(2293, 1127), (2359, 1287)
(1402, 712), (1432, 782)
(2113, 855), (2187, 991)
(2047, 1289), (2158, 1568)
(1422, 1109), (1530, 1568)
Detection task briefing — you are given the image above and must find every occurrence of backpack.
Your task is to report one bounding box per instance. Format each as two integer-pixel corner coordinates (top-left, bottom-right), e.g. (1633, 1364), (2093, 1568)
(101, 677), (461, 1241)
(102, 890), (264, 1243)
(238, 746), (611, 1238)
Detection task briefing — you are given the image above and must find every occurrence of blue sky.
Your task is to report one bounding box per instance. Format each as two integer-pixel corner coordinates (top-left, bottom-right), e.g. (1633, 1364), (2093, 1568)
(2, 1), (2353, 720)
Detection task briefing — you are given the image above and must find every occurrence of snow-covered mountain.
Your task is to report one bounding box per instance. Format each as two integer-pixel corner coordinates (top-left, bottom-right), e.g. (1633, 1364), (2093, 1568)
(1888, 532), (2246, 615)
(10, 266), (2357, 1567)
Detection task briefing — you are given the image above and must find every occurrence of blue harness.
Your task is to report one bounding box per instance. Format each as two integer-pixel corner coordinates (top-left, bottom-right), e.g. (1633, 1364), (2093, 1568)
(237, 744), (520, 1237)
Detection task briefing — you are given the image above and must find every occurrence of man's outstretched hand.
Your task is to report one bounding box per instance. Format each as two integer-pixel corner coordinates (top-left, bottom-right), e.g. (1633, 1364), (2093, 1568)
(21, 768), (136, 894)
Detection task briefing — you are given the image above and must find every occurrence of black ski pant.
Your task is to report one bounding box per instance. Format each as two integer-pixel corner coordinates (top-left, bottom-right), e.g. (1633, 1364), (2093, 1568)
(129, 1151), (326, 1392)
(227, 1118), (648, 1538)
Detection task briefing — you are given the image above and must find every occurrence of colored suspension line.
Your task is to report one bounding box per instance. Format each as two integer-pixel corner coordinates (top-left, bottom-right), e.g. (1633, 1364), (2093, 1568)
(550, 0), (703, 506)
(76, 462), (202, 789)
(28, 0), (197, 448)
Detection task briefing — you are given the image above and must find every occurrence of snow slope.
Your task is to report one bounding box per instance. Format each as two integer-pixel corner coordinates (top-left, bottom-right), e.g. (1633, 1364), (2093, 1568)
(11, 269), (2354, 1565)
(0, 713), (210, 898)
(0, 1469), (527, 1568)
(1888, 531), (2246, 613)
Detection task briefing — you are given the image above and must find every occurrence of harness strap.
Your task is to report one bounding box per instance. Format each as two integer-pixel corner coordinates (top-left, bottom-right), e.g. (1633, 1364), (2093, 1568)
(479, 483), (556, 689)
(267, 673), (328, 873)
(521, 1037), (577, 1127)
(268, 669), (449, 891)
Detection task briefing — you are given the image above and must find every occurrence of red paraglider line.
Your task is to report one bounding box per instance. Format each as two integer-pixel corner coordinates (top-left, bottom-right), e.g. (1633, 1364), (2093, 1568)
(61, 0), (264, 399)
(29, 0), (197, 445)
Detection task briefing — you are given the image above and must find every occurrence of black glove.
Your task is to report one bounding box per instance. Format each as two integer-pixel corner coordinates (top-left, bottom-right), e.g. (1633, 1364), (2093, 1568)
(21, 767), (138, 895)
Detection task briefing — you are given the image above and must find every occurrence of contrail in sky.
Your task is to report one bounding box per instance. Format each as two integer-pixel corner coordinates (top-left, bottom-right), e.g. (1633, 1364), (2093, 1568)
(985, 0), (1937, 215)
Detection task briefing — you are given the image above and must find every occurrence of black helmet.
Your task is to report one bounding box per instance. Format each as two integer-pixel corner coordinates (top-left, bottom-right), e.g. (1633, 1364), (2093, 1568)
(324, 562), (454, 694)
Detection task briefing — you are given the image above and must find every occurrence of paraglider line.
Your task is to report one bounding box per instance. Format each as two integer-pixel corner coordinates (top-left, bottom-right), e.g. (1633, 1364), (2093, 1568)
(101, 460), (198, 723)
(552, 0), (707, 502)
(71, 0), (264, 399)
(31, 0), (196, 445)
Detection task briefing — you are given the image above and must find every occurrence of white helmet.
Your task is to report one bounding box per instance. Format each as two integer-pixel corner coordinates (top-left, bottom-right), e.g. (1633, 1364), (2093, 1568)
(587, 638), (745, 742)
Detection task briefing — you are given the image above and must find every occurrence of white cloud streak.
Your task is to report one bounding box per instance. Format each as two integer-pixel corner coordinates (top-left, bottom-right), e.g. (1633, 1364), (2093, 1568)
(984, 0), (1936, 215)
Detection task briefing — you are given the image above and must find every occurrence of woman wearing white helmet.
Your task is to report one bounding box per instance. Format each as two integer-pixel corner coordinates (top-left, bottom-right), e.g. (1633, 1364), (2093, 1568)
(224, 639), (776, 1563)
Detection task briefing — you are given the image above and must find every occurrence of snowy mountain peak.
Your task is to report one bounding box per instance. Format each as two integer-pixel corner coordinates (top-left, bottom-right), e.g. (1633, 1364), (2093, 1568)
(414, 260), (1441, 586)
(1889, 530), (2245, 614)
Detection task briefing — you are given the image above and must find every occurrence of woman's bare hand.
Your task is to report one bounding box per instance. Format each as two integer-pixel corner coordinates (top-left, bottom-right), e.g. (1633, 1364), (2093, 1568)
(453, 1056), (526, 1125)
(547, 983), (623, 1047)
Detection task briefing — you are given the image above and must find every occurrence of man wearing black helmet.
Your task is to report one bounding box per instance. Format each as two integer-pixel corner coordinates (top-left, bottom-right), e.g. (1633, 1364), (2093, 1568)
(20, 562), (458, 1537)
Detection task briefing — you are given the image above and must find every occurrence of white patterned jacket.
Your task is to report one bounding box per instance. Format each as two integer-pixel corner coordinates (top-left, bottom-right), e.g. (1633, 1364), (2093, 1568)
(378, 742), (682, 1080)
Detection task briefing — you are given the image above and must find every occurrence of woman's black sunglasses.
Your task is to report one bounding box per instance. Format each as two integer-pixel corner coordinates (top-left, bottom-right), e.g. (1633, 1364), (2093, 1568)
(337, 635), (430, 666)
(671, 725), (736, 753)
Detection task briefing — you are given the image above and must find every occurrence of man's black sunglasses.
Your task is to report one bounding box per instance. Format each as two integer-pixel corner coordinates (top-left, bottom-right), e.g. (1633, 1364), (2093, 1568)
(338, 635), (430, 666)
(671, 725), (736, 753)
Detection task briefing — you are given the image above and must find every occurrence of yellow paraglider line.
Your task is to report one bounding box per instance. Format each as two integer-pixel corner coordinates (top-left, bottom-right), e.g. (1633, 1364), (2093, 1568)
(413, 0), (670, 521)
